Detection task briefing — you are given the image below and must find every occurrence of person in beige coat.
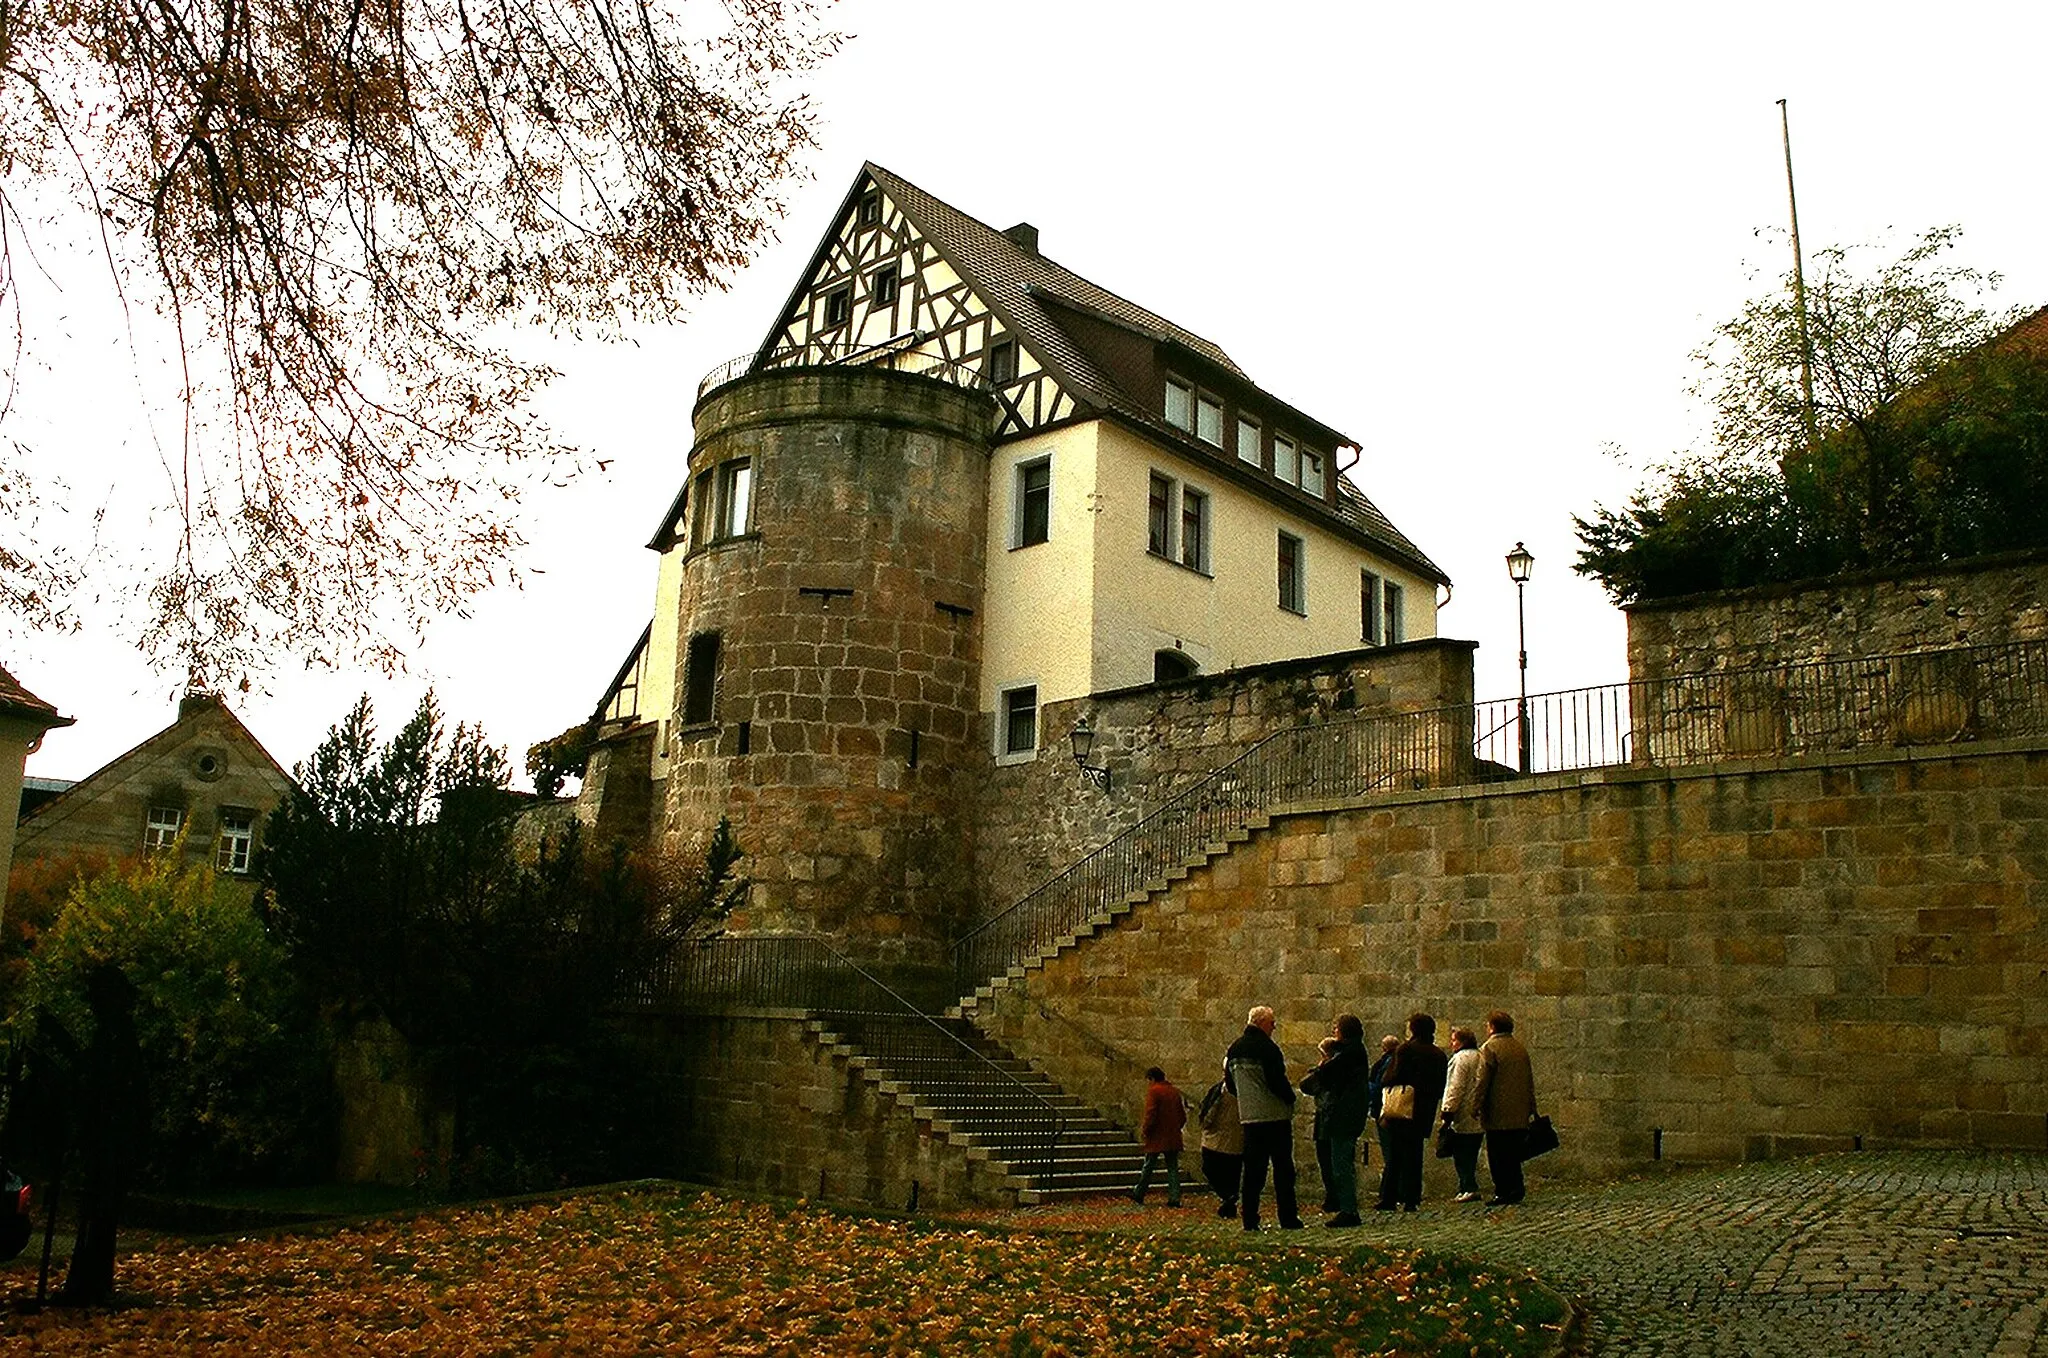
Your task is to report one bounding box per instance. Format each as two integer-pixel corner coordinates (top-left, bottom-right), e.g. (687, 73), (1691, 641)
(1436, 1027), (1486, 1202)
(1472, 1009), (1537, 1206)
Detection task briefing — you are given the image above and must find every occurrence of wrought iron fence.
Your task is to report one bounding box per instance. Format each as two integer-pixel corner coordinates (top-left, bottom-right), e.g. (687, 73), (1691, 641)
(697, 339), (989, 402)
(956, 638), (2048, 989)
(635, 933), (1067, 1186)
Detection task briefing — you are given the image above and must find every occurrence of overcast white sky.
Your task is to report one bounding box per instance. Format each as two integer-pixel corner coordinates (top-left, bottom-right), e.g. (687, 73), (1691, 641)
(13, 0), (2048, 787)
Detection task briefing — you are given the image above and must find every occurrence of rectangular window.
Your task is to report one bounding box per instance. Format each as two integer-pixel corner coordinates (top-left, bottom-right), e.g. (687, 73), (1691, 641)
(823, 284), (852, 328)
(1196, 393), (1224, 447)
(873, 268), (898, 307)
(683, 632), (721, 725)
(1002, 685), (1038, 756)
(1278, 532), (1305, 614)
(143, 805), (182, 852)
(988, 337), (1019, 385)
(1274, 434), (1299, 486)
(1300, 447), (1326, 497)
(1236, 416), (1262, 466)
(216, 812), (254, 874)
(690, 469), (714, 549)
(1181, 488), (1209, 572)
(1015, 456), (1051, 547)
(717, 459), (752, 538)
(1385, 582), (1406, 643)
(1164, 376), (1193, 431)
(1148, 473), (1173, 557)
(858, 191), (882, 225)
(1361, 570), (1383, 645)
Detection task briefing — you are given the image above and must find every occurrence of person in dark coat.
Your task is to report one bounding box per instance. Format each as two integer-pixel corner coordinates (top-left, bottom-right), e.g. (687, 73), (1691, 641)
(1367, 1032), (1400, 1195)
(1224, 1004), (1302, 1231)
(1373, 1011), (1450, 1212)
(1299, 1012), (1372, 1227)
(1130, 1067), (1187, 1206)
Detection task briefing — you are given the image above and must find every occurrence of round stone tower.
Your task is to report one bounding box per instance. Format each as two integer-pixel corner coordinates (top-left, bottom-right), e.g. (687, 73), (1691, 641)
(664, 365), (995, 972)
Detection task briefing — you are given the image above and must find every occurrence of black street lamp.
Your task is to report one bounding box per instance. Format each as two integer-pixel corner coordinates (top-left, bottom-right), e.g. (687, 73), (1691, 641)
(1069, 714), (1111, 792)
(1506, 542), (1534, 774)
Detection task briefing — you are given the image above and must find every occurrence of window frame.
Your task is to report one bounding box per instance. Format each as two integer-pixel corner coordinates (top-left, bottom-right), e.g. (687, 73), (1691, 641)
(143, 805), (183, 852)
(1013, 455), (1052, 548)
(1361, 569), (1383, 645)
(1236, 415), (1263, 467)
(988, 336), (1019, 385)
(1180, 487), (1210, 573)
(1385, 582), (1407, 644)
(872, 267), (899, 308)
(716, 459), (753, 540)
(822, 283), (852, 329)
(1164, 376), (1193, 432)
(1273, 433), (1299, 487)
(1300, 446), (1326, 497)
(1278, 531), (1306, 615)
(998, 684), (1039, 761)
(215, 810), (255, 874)
(1147, 472), (1173, 557)
(858, 191), (882, 226)
(1195, 392), (1224, 447)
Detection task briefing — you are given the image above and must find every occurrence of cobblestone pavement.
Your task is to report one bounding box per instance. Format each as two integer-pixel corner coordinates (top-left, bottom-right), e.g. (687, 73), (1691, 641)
(986, 1150), (2048, 1357)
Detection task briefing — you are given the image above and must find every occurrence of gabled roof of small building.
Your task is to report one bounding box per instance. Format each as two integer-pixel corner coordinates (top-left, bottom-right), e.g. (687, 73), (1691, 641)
(17, 690), (293, 832)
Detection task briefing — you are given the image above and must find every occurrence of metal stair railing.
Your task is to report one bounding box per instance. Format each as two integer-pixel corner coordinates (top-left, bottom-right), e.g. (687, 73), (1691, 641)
(955, 637), (2048, 992)
(637, 934), (1066, 1187)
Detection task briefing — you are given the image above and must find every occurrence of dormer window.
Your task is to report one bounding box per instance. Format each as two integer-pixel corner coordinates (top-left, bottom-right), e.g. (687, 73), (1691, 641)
(1300, 447), (1325, 496)
(1274, 434), (1299, 485)
(1236, 416), (1262, 467)
(1164, 376), (1193, 431)
(1196, 393), (1223, 447)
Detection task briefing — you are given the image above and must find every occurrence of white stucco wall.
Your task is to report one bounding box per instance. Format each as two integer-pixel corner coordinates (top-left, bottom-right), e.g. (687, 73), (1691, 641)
(1083, 421), (1436, 693)
(980, 425), (1101, 718)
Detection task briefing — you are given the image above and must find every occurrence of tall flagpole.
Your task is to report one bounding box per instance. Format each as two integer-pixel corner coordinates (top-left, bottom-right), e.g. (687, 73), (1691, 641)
(1778, 98), (1820, 458)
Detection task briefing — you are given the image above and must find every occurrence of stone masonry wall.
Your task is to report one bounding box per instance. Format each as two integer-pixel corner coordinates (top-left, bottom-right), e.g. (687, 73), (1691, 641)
(634, 1010), (1020, 1211)
(1627, 550), (2048, 682)
(971, 639), (1475, 926)
(665, 369), (995, 966)
(972, 742), (2048, 1198)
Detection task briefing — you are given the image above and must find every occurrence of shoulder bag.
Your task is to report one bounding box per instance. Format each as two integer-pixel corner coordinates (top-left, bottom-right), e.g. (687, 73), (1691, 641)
(1379, 1084), (1416, 1122)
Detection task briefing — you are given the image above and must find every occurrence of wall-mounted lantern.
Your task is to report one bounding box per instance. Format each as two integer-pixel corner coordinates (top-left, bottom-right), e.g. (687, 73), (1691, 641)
(1069, 715), (1111, 792)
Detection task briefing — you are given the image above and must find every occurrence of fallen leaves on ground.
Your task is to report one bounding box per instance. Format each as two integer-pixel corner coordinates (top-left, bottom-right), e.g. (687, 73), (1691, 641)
(0, 1188), (1559, 1355)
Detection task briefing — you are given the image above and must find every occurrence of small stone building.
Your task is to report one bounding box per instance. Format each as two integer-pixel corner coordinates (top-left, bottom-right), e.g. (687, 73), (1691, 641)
(14, 690), (294, 880)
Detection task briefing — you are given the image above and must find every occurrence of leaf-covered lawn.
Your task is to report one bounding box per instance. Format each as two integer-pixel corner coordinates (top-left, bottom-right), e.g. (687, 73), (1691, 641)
(0, 1188), (1563, 1355)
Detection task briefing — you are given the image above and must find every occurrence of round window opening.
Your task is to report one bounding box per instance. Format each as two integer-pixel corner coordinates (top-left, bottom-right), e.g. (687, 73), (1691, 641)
(192, 749), (228, 782)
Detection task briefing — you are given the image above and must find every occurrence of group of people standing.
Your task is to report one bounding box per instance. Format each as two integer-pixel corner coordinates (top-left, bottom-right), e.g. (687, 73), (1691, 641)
(1131, 1005), (1538, 1230)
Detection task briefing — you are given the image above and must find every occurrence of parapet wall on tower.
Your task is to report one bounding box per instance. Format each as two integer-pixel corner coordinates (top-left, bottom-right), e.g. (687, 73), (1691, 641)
(666, 367), (996, 971)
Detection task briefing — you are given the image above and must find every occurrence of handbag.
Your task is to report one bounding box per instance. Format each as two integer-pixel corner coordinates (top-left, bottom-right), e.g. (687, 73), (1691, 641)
(1524, 1114), (1560, 1159)
(1379, 1084), (1415, 1122)
(1433, 1123), (1456, 1159)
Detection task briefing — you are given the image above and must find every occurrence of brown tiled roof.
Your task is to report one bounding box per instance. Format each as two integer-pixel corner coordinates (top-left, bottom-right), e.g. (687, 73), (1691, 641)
(0, 662), (71, 729)
(864, 164), (1448, 586)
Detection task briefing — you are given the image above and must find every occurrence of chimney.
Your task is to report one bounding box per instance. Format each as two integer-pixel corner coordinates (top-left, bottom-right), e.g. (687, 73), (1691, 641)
(1002, 222), (1039, 254)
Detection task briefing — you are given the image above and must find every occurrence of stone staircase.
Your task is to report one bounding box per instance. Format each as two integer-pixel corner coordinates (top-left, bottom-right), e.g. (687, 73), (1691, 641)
(950, 814), (1271, 1021)
(809, 1012), (1146, 1204)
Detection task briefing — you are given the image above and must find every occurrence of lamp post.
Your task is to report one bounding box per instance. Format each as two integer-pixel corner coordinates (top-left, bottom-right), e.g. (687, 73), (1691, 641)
(1506, 542), (1534, 774)
(1069, 715), (1111, 792)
